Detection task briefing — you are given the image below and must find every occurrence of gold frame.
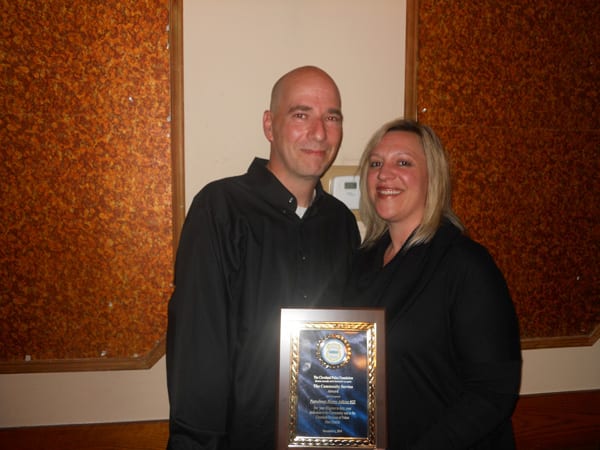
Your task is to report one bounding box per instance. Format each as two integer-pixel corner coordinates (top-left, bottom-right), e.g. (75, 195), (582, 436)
(277, 308), (387, 450)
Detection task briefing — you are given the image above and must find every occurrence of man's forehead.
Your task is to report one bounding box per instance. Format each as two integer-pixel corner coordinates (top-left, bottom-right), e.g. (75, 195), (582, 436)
(271, 72), (341, 114)
(282, 85), (341, 106)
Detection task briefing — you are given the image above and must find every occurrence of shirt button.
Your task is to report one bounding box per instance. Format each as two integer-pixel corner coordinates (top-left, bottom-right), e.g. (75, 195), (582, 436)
(288, 197), (294, 204)
(301, 255), (307, 261)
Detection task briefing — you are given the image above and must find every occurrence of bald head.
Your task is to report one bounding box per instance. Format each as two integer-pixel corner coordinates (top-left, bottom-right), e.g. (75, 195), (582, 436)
(269, 66), (341, 114)
(262, 66), (344, 205)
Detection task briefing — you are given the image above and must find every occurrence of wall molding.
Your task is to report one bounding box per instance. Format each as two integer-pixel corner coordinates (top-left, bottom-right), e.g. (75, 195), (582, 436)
(1, 391), (598, 450)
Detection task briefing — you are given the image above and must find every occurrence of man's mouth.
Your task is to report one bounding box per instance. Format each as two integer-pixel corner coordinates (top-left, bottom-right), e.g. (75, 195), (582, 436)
(302, 148), (327, 156)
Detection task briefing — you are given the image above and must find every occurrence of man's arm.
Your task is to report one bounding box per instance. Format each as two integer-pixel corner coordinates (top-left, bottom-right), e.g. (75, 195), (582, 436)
(166, 194), (231, 450)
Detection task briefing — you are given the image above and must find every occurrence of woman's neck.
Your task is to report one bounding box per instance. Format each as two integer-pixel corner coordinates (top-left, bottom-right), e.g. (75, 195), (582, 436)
(383, 222), (418, 266)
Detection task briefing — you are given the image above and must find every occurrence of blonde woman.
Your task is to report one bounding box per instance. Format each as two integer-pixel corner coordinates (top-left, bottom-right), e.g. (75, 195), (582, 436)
(345, 119), (521, 449)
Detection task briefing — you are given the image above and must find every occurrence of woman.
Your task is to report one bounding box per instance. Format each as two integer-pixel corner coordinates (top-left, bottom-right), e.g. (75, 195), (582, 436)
(344, 119), (522, 449)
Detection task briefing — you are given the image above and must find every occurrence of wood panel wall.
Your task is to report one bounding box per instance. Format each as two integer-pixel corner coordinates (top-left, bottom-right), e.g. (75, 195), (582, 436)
(406, 0), (600, 349)
(1, 0), (184, 372)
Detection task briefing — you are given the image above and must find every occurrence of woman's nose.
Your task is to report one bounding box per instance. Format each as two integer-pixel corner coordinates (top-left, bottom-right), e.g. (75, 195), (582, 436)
(377, 162), (393, 180)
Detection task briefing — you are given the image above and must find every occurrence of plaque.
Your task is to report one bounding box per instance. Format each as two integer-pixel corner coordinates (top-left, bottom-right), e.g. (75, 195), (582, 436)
(277, 308), (387, 450)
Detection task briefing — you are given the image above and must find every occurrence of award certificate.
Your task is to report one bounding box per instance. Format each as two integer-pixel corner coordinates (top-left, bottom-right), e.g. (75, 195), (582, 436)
(277, 308), (386, 450)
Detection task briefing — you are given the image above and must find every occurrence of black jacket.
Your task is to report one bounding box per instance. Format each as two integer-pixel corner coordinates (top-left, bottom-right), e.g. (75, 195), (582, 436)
(345, 221), (522, 449)
(166, 158), (360, 450)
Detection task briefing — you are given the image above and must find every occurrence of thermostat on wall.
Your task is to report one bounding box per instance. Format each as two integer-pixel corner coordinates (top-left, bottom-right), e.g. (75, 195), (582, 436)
(331, 175), (360, 210)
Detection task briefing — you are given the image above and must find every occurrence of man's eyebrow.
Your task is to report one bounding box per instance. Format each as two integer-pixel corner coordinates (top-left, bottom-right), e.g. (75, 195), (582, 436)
(287, 104), (312, 113)
(327, 107), (343, 118)
(287, 105), (343, 117)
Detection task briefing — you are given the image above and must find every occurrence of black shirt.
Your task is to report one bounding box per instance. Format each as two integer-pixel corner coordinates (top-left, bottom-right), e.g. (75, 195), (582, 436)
(166, 158), (360, 450)
(345, 222), (522, 449)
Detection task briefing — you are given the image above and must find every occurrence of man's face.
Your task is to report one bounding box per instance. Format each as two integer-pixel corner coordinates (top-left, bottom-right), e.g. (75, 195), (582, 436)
(263, 70), (343, 186)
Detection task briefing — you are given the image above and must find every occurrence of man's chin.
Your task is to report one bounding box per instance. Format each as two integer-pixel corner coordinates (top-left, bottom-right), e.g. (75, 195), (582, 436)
(302, 164), (331, 180)
(306, 157), (336, 175)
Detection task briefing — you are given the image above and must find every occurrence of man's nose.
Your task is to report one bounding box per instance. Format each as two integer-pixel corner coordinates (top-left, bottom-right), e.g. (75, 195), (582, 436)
(308, 118), (326, 141)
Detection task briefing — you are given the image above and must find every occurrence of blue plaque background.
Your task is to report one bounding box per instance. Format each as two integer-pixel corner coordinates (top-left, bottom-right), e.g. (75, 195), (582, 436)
(296, 329), (369, 438)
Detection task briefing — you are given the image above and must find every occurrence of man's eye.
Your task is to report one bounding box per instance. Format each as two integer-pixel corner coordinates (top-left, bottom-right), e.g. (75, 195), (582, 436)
(293, 113), (308, 119)
(327, 115), (341, 122)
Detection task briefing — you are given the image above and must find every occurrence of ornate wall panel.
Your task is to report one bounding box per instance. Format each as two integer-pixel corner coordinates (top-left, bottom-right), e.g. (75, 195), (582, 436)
(0, 0), (184, 372)
(406, 0), (599, 348)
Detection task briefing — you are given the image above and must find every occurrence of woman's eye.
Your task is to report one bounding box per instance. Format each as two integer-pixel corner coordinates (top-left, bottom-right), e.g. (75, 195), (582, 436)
(398, 160), (411, 167)
(369, 161), (382, 168)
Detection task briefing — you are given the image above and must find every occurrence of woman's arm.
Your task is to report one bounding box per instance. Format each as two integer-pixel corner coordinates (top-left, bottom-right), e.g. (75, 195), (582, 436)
(411, 241), (522, 450)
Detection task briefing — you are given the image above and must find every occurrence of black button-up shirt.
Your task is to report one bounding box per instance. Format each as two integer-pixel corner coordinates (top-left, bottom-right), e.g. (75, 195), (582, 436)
(167, 158), (360, 450)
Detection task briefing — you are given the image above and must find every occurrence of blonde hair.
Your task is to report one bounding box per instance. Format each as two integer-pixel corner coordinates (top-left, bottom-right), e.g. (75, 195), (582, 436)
(359, 118), (464, 249)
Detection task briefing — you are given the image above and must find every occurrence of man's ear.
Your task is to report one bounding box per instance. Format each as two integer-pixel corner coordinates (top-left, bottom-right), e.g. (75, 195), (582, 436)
(263, 110), (274, 142)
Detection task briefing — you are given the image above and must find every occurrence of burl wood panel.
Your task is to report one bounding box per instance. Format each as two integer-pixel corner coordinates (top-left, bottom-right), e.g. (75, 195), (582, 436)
(416, 0), (599, 346)
(0, 1), (173, 365)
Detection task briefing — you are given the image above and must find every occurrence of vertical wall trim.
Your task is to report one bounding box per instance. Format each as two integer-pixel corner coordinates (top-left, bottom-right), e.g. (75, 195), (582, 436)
(404, 0), (418, 120)
(170, 0), (185, 252)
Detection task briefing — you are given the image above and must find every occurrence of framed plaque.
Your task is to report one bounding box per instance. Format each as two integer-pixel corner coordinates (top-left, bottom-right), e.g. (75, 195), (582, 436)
(277, 308), (387, 450)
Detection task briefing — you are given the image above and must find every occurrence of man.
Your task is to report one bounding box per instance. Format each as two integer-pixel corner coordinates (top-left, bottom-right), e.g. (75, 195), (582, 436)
(166, 66), (360, 450)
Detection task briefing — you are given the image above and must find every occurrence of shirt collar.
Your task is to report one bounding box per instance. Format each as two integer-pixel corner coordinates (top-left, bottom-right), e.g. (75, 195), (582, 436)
(246, 157), (326, 215)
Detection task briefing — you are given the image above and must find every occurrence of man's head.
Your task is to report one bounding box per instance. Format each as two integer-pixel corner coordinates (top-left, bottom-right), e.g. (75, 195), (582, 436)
(263, 66), (343, 191)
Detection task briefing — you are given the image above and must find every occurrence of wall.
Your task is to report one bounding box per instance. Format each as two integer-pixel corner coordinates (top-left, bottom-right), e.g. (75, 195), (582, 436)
(1, 0), (174, 368)
(0, 0), (598, 429)
(413, 0), (599, 345)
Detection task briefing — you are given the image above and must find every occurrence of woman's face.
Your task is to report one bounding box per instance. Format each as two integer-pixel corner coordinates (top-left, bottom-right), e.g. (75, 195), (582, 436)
(366, 130), (428, 230)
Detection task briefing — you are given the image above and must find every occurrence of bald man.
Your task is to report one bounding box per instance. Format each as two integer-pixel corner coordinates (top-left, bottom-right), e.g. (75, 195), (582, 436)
(166, 66), (360, 450)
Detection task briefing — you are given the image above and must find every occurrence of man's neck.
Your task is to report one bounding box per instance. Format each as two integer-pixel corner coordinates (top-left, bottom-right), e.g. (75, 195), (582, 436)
(275, 176), (315, 207)
(266, 163), (318, 207)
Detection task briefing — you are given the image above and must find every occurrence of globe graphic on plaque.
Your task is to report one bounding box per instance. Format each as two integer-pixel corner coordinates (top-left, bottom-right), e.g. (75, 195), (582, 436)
(316, 334), (351, 369)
